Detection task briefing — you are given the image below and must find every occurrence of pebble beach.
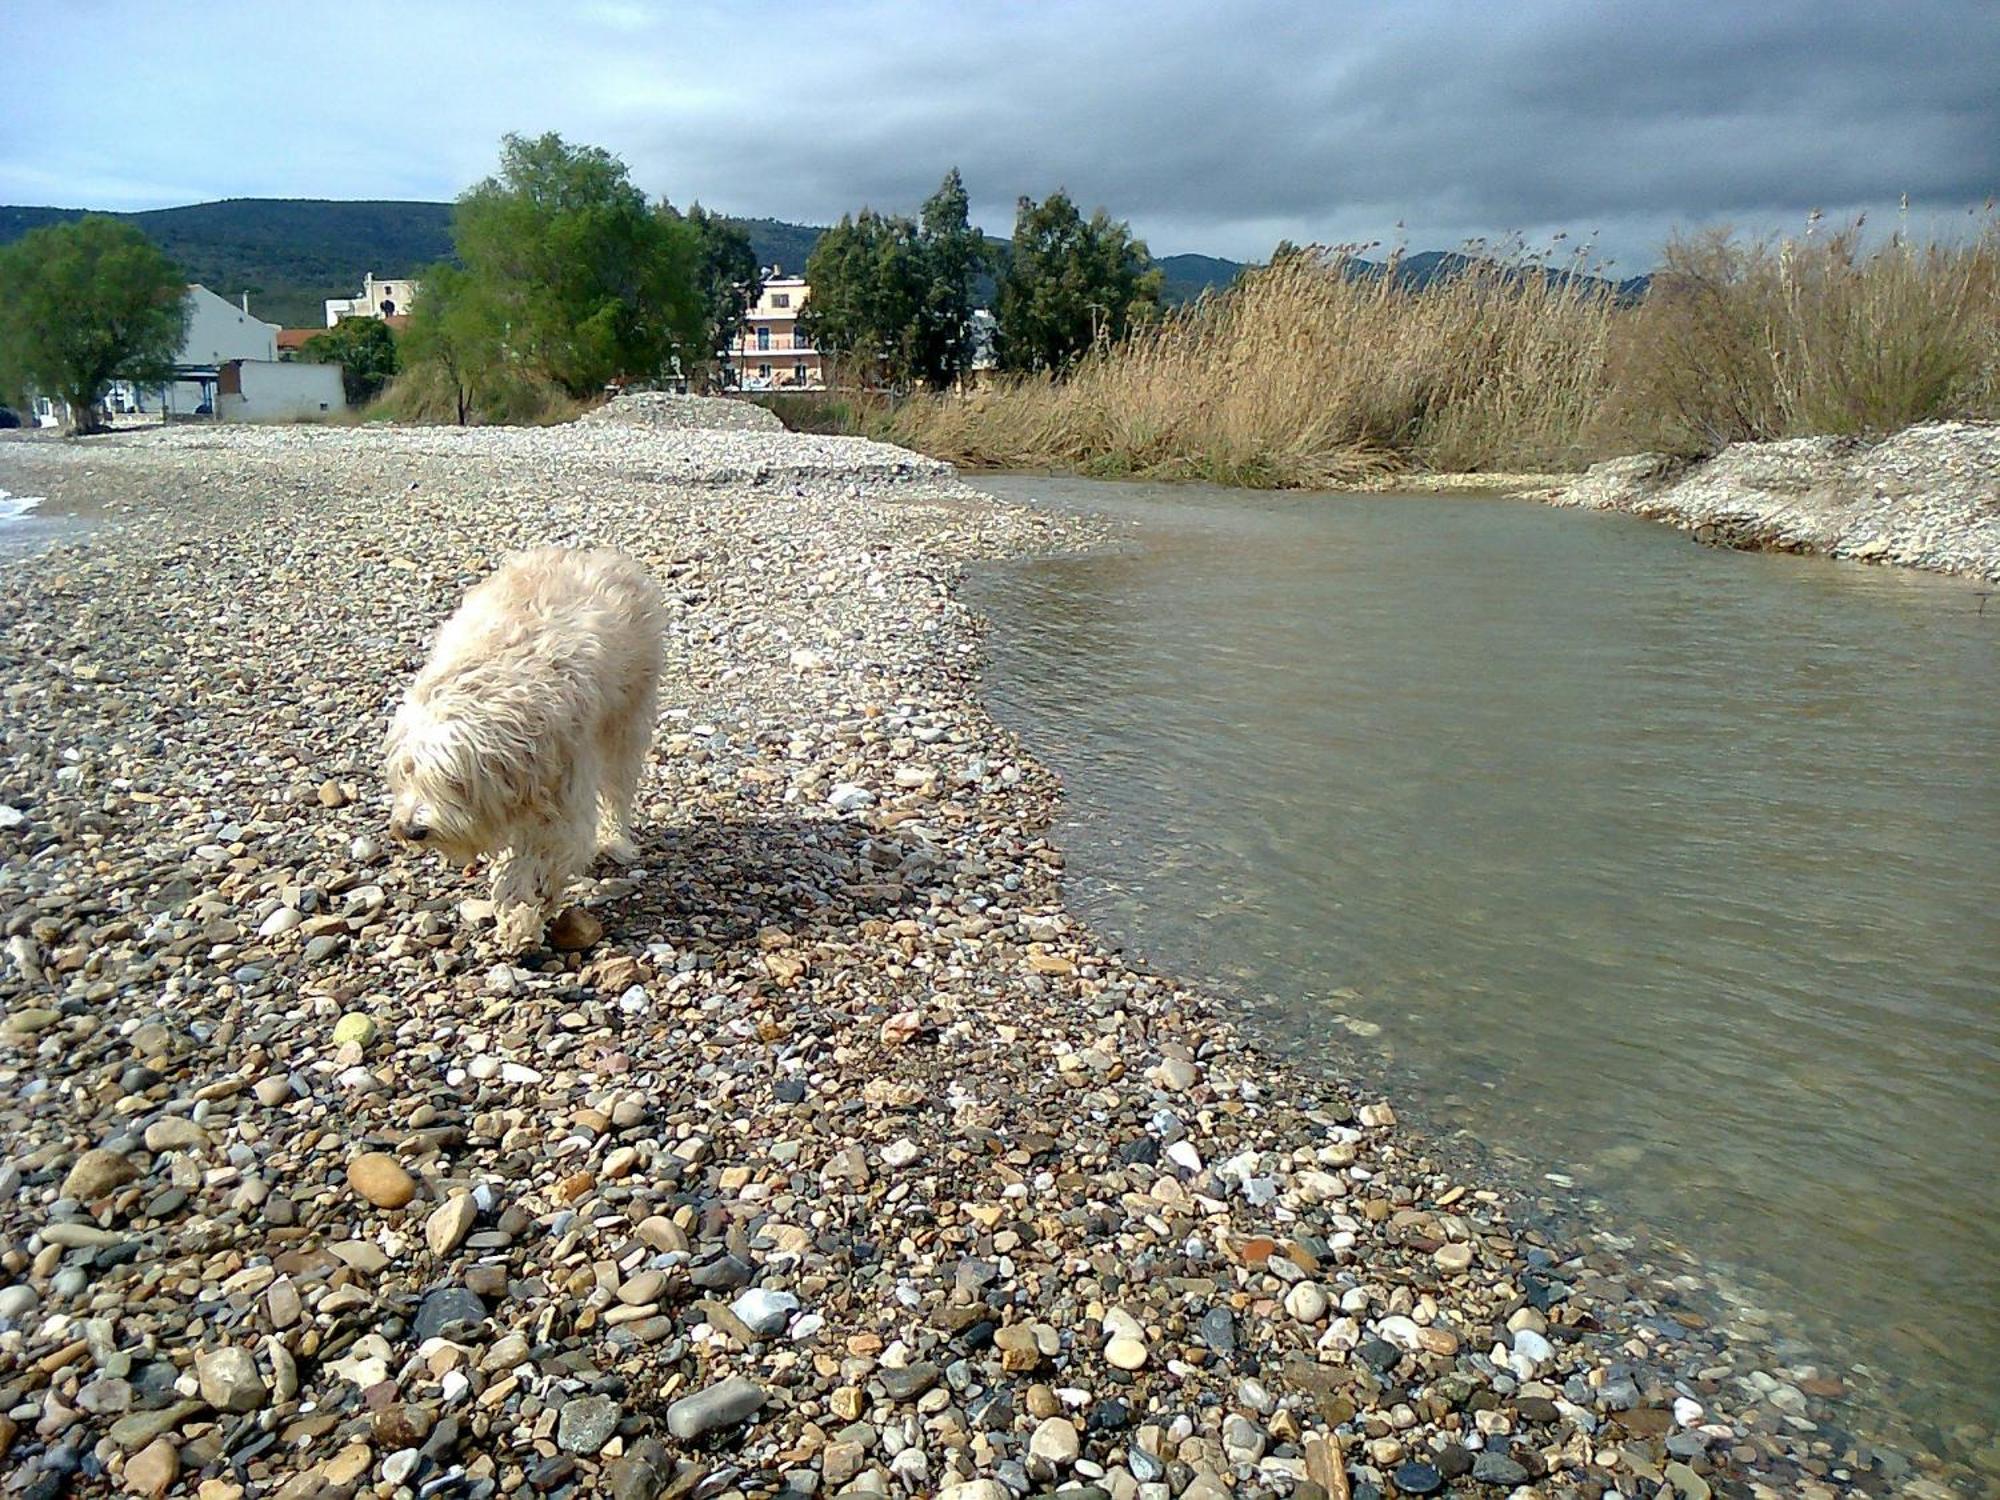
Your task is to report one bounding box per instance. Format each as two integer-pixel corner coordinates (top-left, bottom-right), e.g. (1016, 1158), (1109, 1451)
(0, 402), (1978, 1500)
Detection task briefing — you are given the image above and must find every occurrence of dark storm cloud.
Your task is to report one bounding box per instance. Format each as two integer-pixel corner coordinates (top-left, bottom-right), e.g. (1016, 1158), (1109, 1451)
(3, 0), (1994, 268)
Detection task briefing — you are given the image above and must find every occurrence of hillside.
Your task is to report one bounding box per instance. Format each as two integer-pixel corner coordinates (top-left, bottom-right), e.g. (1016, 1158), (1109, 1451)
(0, 198), (1249, 327)
(0, 200), (454, 327)
(0, 198), (1640, 330)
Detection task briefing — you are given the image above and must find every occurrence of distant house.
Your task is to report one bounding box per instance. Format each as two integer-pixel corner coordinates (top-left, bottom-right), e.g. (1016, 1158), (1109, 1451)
(722, 270), (825, 391)
(968, 308), (999, 383)
(275, 328), (320, 360)
(216, 359), (343, 421)
(326, 272), (419, 327)
(100, 284), (282, 418)
(92, 286), (342, 422)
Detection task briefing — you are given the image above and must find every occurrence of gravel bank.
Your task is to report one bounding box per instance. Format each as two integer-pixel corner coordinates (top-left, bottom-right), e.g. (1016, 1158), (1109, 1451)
(1538, 421), (2000, 580)
(0, 413), (1973, 1500)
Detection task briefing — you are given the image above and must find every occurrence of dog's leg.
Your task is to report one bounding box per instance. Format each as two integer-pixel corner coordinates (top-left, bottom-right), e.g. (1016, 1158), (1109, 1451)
(491, 847), (549, 954)
(594, 709), (648, 865)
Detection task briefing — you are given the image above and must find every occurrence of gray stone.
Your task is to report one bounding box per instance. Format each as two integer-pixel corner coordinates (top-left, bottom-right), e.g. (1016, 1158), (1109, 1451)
(729, 1286), (798, 1337)
(412, 1286), (487, 1342)
(1197, 1306), (1236, 1356)
(878, 1361), (939, 1401)
(607, 1438), (675, 1500)
(556, 1394), (621, 1456)
(665, 1375), (767, 1440)
(1472, 1451), (1529, 1486)
(196, 1345), (267, 1412)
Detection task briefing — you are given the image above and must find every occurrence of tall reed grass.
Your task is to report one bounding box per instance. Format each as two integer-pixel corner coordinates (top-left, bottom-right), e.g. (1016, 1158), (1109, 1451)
(856, 215), (2000, 486)
(887, 247), (1618, 485)
(1596, 215), (2000, 457)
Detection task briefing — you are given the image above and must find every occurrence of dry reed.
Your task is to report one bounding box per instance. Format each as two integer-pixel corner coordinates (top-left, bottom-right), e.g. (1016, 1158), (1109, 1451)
(886, 246), (1620, 484)
(1595, 214), (2000, 457)
(861, 215), (1999, 486)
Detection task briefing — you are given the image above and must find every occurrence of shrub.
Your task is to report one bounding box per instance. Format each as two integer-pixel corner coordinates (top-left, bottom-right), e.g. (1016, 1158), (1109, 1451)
(1596, 215), (2000, 457)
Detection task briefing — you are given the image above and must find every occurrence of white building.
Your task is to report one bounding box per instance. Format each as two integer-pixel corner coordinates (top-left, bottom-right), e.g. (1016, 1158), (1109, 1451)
(723, 271), (825, 391)
(100, 285), (282, 418)
(95, 285), (343, 422)
(216, 360), (344, 421)
(326, 272), (418, 327)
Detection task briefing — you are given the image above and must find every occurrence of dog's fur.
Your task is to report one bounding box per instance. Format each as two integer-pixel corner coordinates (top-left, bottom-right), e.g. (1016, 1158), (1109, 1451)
(383, 547), (666, 951)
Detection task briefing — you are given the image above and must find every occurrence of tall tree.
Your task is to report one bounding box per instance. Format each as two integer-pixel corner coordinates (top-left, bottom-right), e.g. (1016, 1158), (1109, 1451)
(799, 169), (989, 392)
(799, 210), (922, 389)
(996, 191), (1162, 374)
(913, 168), (987, 392)
(447, 133), (705, 396)
(660, 202), (763, 388)
(0, 216), (188, 434)
(302, 315), (400, 404)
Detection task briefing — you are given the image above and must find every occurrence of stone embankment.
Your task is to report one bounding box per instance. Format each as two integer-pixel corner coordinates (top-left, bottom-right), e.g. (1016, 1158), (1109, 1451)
(1542, 421), (2000, 580)
(0, 405), (1969, 1499)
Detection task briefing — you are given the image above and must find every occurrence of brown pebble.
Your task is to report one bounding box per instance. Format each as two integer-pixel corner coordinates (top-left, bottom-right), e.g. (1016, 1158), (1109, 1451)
(548, 907), (603, 951)
(346, 1152), (416, 1209)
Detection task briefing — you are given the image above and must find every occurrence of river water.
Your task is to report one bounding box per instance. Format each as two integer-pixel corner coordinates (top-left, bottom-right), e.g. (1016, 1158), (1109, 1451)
(962, 474), (1999, 1457)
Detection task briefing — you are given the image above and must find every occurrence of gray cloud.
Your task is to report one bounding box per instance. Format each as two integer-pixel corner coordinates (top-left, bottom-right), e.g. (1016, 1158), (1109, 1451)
(3, 0), (1993, 269)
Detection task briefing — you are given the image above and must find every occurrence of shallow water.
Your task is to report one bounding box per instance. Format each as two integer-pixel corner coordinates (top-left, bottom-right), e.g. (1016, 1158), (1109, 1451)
(964, 473), (1999, 1451)
(0, 488), (90, 560)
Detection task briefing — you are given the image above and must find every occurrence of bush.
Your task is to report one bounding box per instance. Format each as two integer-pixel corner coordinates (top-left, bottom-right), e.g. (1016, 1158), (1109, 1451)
(367, 363), (593, 427)
(1596, 216), (2000, 456)
(746, 390), (894, 437)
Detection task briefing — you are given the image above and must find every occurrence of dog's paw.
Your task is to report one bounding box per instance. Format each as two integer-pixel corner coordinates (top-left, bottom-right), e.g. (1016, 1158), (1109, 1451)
(597, 833), (640, 866)
(493, 903), (546, 954)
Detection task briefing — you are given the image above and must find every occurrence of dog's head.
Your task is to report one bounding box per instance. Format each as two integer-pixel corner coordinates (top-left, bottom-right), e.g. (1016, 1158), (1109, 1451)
(382, 697), (495, 862)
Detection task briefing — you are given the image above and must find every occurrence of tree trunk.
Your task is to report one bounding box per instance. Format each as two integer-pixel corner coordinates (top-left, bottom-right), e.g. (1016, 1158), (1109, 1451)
(62, 388), (107, 436)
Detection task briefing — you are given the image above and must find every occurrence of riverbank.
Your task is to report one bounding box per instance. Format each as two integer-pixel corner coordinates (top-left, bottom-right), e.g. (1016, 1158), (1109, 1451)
(0, 416), (1967, 1499)
(1534, 422), (2000, 580)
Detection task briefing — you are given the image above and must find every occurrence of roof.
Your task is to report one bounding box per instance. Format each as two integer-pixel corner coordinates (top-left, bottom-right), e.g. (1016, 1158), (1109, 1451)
(276, 329), (320, 351)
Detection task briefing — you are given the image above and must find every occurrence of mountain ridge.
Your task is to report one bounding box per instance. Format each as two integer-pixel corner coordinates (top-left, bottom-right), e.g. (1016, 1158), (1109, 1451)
(0, 198), (1644, 328)
(0, 197), (1268, 326)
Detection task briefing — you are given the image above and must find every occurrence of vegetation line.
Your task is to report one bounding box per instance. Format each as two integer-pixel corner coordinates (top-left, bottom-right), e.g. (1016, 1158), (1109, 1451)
(788, 217), (2000, 488)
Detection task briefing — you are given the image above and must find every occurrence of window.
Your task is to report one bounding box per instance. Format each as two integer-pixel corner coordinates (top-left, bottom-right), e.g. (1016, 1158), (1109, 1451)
(791, 362), (805, 385)
(757, 363), (771, 380)
(793, 329), (810, 350)
(756, 328), (770, 351)
(772, 293), (790, 308)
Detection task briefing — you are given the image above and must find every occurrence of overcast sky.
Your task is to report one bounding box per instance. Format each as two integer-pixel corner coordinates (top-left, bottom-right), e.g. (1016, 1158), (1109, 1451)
(4, 0), (1994, 271)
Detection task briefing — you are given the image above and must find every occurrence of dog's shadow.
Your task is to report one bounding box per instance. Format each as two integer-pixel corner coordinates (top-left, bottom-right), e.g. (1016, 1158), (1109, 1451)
(589, 812), (943, 951)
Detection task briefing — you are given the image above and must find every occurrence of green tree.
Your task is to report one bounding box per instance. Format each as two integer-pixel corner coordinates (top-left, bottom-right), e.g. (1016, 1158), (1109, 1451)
(799, 170), (989, 392)
(302, 315), (400, 404)
(996, 191), (1162, 374)
(661, 202), (763, 388)
(912, 168), (987, 391)
(399, 261), (504, 425)
(446, 132), (705, 397)
(0, 215), (188, 434)
(799, 209), (920, 389)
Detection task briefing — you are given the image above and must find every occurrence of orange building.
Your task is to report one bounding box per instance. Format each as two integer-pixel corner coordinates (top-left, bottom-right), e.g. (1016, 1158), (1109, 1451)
(724, 272), (825, 390)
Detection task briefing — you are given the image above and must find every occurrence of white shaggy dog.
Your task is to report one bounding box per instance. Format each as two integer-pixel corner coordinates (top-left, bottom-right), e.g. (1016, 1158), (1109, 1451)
(383, 547), (666, 952)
